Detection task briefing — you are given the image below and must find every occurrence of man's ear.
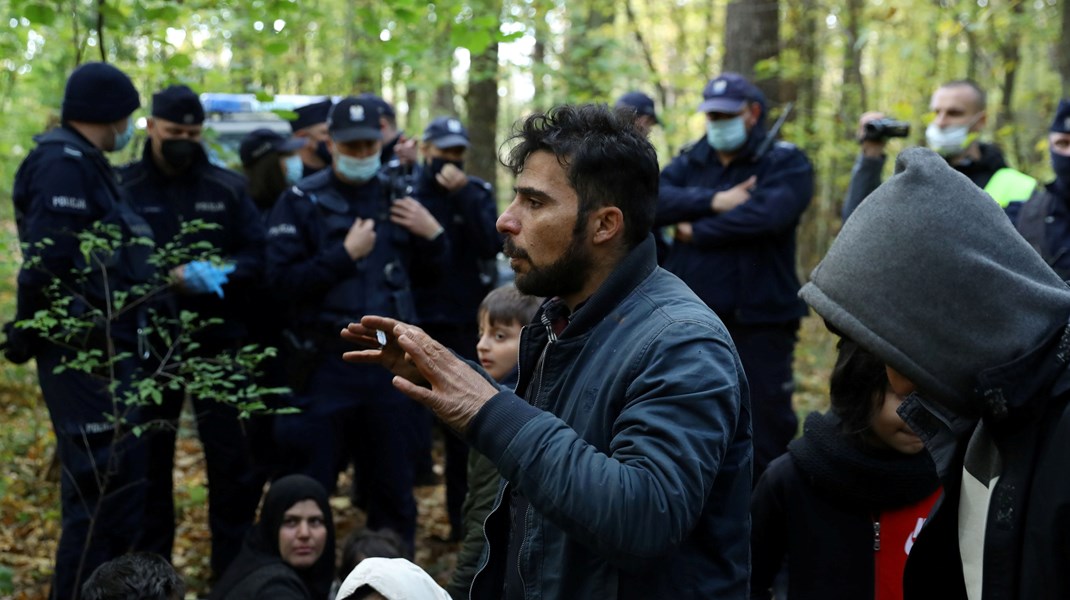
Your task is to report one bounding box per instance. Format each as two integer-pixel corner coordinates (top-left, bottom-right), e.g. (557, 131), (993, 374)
(973, 110), (987, 131)
(745, 102), (762, 128)
(590, 205), (624, 246)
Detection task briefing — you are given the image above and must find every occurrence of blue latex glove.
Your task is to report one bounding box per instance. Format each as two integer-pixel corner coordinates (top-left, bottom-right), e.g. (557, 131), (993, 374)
(182, 261), (236, 297)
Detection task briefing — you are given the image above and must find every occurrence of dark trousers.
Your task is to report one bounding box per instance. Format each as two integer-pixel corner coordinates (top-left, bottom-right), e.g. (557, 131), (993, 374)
(724, 320), (799, 482)
(421, 323), (476, 536)
(137, 388), (262, 579)
(37, 348), (148, 600)
(273, 352), (420, 548)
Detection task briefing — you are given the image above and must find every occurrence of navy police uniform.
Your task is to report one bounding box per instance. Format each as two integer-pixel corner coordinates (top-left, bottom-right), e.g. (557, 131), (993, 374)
(117, 85), (266, 579)
(409, 117), (501, 535)
(658, 74), (813, 480)
(9, 62), (151, 600)
(266, 159), (446, 549)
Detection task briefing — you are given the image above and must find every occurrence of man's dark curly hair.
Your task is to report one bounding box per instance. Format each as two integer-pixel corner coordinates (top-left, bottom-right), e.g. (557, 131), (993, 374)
(501, 104), (659, 249)
(81, 552), (185, 600)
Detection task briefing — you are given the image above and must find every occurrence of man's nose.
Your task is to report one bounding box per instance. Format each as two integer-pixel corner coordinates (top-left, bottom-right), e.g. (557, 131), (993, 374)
(497, 208), (518, 234)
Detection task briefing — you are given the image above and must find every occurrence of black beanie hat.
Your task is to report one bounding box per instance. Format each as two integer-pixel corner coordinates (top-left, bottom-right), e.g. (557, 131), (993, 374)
(61, 62), (141, 124)
(1050, 99), (1070, 134)
(152, 84), (204, 125)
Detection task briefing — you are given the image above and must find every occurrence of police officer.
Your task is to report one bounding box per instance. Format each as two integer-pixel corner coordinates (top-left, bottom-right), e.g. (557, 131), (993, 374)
(657, 72), (813, 480)
(118, 84), (265, 579)
(7, 61), (153, 600)
(1010, 99), (1070, 279)
(615, 91), (660, 137)
(844, 80), (1036, 219)
(409, 116), (501, 537)
(266, 95), (447, 550)
(291, 98), (333, 178)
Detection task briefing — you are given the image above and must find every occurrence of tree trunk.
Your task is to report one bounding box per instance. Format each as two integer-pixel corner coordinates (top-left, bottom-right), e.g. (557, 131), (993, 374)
(565, 0), (615, 101)
(723, 0), (780, 103)
(465, 0), (502, 186)
(1061, 0), (1070, 96)
(996, 0), (1025, 166)
(841, 0), (866, 120)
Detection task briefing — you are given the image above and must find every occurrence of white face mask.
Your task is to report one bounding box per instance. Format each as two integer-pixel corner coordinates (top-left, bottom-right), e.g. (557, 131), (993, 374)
(925, 113), (982, 157)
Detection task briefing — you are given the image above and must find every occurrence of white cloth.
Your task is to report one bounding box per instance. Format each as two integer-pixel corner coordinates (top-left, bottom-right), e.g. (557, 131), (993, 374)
(336, 557), (451, 600)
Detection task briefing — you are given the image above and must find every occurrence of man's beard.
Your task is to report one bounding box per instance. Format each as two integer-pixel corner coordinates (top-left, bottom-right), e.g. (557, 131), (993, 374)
(504, 232), (592, 300)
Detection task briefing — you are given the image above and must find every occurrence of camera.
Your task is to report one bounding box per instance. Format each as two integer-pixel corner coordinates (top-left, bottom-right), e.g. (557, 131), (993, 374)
(861, 118), (911, 142)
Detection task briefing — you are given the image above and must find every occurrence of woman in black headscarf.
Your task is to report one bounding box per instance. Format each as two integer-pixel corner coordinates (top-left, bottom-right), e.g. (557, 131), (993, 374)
(210, 474), (336, 600)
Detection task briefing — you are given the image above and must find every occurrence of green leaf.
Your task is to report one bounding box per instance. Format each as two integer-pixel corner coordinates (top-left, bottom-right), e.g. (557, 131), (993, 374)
(23, 3), (57, 26)
(265, 40), (290, 55)
(166, 53), (193, 70)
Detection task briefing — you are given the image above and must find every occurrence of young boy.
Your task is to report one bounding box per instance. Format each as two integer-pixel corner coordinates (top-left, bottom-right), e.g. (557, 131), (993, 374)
(446, 284), (541, 599)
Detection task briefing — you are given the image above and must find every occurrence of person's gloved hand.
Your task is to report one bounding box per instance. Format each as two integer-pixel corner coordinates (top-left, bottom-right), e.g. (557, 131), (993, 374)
(182, 261), (236, 298)
(3, 320), (36, 364)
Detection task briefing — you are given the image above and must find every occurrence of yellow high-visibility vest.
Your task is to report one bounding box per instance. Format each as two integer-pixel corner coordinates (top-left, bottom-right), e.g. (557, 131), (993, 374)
(985, 168), (1037, 207)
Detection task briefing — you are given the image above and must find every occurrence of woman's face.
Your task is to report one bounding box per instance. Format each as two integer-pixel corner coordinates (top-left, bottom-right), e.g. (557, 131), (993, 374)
(278, 499), (327, 569)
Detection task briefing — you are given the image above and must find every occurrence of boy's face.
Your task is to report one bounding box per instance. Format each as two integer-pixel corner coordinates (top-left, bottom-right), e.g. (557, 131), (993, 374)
(476, 312), (523, 382)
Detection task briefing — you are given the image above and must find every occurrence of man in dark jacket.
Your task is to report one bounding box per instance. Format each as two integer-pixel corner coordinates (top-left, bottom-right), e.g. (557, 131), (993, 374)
(801, 147), (1070, 599)
(343, 104), (752, 599)
(118, 84), (266, 579)
(843, 80), (1036, 220)
(8, 61), (152, 600)
(658, 72), (812, 479)
(291, 99), (333, 178)
(1008, 99), (1070, 279)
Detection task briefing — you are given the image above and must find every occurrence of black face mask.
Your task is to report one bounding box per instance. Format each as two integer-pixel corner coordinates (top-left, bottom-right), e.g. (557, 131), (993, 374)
(315, 140), (333, 165)
(160, 139), (201, 172)
(423, 157), (462, 177)
(1052, 151), (1070, 192)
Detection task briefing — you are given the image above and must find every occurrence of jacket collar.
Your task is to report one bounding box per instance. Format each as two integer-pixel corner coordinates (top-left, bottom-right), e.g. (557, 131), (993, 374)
(972, 319), (1070, 420)
(556, 234), (658, 340)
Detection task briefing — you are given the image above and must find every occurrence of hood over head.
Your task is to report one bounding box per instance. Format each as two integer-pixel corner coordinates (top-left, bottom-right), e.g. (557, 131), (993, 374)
(801, 147), (1070, 414)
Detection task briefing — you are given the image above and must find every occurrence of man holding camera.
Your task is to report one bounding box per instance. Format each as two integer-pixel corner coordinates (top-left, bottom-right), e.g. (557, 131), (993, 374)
(843, 80), (1036, 220)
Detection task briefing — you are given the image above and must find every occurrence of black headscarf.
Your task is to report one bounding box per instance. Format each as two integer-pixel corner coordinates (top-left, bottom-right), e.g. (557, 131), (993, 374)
(210, 475), (336, 600)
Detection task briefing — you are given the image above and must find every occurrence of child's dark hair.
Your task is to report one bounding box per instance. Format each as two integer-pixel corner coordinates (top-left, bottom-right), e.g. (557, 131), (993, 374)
(81, 552), (185, 600)
(478, 284), (542, 327)
(339, 527), (407, 579)
(828, 338), (891, 438)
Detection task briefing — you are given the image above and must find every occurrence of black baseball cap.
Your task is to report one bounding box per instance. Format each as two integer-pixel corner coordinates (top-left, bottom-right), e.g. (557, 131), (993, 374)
(422, 117), (469, 148)
(239, 128), (307, 166)
(615, 91), (659, 124)
(327, 96), (382, 143)
(291, 99), (333, 132)
(698, 73), (760, 114)
(357, 93), (396, 120)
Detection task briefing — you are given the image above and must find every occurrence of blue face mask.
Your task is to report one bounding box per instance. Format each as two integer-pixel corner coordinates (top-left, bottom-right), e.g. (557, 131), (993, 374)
(284, 154), (304, 185)
(112, 119), (135, 153)
(335, 152), (381, 183)
(706, 116), (747, 152)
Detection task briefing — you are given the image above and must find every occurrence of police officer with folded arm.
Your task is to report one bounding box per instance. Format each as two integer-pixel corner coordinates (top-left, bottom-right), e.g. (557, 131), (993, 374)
(265, 95), (447, 550)
(118, 84), (266, 580)
(657, 72), (813, 481)
(7, 61), (154, 600)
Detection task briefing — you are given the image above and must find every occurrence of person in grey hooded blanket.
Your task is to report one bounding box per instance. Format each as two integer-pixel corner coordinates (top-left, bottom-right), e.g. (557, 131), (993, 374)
(800, 147), (1070, 600)
(209, 474), (336, 600)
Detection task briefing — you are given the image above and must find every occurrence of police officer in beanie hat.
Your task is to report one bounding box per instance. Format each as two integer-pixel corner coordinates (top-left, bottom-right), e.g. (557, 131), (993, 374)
(7, 61), (155, 599)
(291, 98), (334, 178)
(118, 84), (266, 579)
(1008, 99), (1070, 280)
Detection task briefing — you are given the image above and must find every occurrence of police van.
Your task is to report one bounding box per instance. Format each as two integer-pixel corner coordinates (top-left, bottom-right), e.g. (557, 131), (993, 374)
(199, 93), (327, 167)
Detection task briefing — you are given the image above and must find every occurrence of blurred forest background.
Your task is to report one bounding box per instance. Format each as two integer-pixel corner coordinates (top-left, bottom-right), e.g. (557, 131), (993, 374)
(0, 0), (1067, 597)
